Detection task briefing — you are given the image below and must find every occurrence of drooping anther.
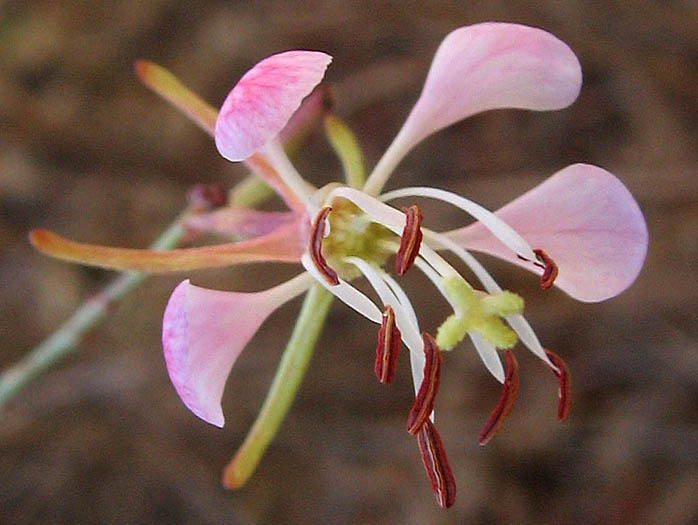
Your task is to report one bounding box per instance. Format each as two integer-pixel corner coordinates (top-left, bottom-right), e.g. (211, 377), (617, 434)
(308, 206), (339, 285)
(544, 349), (571, 421)
(375, 305), (401, 384)
(395, 205), (423, 276)
(417, 419), (457, 509)
(533, 248), (558, 290)
(406, 333), (441, 435)
(478, 350), (519, 446)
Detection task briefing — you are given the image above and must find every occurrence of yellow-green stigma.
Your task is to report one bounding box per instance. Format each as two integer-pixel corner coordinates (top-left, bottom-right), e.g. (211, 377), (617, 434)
(322, 199), (394, 279)
(436, 276), (524, 350)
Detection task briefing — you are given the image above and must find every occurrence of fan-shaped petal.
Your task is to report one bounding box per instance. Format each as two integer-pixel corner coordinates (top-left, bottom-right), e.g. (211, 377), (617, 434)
(364, 23), (582, 194)
(162, 273), (313, 427)
(215, 51), (332, 162)
(447, 164), (648, 302)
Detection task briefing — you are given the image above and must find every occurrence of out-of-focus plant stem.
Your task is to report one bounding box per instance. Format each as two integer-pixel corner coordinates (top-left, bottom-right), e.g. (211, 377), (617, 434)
(0, 216), (189, 410)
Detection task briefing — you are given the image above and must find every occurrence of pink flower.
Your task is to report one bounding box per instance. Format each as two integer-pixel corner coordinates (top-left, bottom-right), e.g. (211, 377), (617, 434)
(31, 23), (648, 508)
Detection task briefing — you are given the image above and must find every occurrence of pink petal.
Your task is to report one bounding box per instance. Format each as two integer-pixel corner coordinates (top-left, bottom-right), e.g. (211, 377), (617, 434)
(215, 51), (332, 162)
(448, 164), (648, 302)
(403, 23), (581, 152)
(162, 274), (312, 427)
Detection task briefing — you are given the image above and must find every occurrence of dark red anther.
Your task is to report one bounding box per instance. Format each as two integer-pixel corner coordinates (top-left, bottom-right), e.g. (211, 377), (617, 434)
(406, 333), (441, 435)
(544, 349), (571, 421)
(478, 350), (519, 446)
(308, 206), (339, 285)
(534, 248), (558, 290)
(395, 205), (423, 276)
(417, 419), (457, 509)
(375, 305), (402, 384)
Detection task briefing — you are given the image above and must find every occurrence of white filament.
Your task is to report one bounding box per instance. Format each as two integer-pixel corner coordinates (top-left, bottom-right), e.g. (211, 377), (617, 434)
(380, 186), (536, 261)
(301, 253), (382, 324)
(330, 186), (460, 280)
(344, 257), (423, 358)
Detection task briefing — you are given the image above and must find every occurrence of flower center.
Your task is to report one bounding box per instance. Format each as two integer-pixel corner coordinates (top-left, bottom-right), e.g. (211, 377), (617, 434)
(321, 197), (395, 280)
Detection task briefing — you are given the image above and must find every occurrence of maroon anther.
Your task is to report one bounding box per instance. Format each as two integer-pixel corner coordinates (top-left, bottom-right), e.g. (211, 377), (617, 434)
(544, 349), (571, 421)
(395, 205), (423, 276)
(375, 305), (401, 384)
(417, 419), (457, 509)
(534, 248), (558, 290)
(478, 350), (519, 446)
(406, 333), (441, 435)
(308, 206), (339, 285)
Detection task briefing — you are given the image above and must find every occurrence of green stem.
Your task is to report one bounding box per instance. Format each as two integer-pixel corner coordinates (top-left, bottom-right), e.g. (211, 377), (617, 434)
(0, 218), (187, 409)
(222, 284), (333, 489)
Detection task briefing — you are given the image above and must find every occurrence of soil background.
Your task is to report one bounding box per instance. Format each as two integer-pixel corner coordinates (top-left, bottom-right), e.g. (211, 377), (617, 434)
(1, 1), (696, 523)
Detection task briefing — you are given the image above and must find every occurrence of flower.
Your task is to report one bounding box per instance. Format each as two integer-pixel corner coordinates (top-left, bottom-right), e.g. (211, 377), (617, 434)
(30, 23), (648, 508)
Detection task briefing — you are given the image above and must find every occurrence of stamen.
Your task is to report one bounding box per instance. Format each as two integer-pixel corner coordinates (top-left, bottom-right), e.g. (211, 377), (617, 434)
(301, 254), (382, 324)
(344, 256), (422, 357)
(534, 248), (558, 290)
(417, 419), (457, 509)
(308, 206), (339, 285)
(478, 350), (519, 445)
(327, 187), (458, 278)
(380, 272), (419, 329)
(396, 205), (423, 275)
(375, 305), (401, 384)
(407, 333), (441, 435)
(544, 349), (571, 421)
(381, 186), (537, 261)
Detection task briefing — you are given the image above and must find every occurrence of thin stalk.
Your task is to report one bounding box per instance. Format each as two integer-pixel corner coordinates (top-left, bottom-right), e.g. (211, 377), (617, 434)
(0, 217), (187, 409)
(222, 284), (333, 489)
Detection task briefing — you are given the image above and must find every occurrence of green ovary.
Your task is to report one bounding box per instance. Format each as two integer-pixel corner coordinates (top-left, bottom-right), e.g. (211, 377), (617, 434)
(435, 276), (524, 350)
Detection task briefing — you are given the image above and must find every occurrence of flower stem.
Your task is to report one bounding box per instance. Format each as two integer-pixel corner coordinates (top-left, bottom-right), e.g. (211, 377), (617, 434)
(0, 217), (187, 410)
(222, 283), (333, 489)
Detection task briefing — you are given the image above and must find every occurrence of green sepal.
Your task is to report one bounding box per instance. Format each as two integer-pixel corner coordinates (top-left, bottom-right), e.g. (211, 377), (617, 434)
(324, 114), (366, 189)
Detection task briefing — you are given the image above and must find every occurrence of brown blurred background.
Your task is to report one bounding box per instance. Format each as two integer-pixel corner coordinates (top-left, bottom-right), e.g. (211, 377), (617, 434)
(1, 1), (696, 523)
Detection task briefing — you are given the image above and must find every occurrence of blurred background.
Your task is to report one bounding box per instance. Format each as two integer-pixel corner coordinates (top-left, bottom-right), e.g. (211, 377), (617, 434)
(1, 1), (696, 523)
